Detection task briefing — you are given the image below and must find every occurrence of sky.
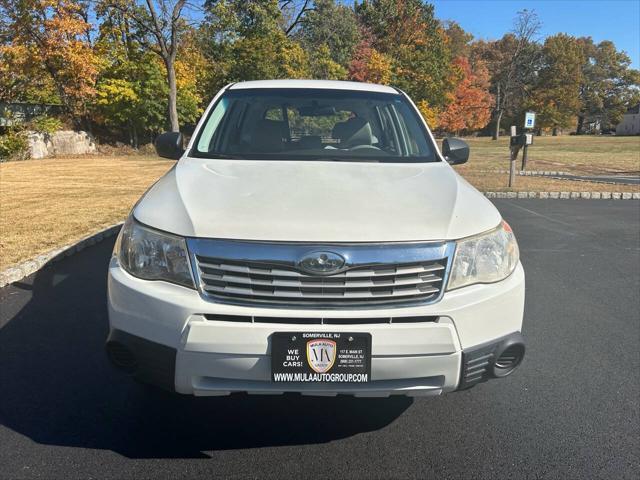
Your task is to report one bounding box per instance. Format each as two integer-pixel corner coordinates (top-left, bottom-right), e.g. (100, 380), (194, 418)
(430, 0), (640, 68)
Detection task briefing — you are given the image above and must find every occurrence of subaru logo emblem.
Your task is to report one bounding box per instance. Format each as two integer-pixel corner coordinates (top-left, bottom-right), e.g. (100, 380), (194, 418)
(298, 251), (346, 275)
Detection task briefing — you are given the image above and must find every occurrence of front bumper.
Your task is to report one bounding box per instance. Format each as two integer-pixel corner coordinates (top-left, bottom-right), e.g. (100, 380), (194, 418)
(107, 257), (525, 397)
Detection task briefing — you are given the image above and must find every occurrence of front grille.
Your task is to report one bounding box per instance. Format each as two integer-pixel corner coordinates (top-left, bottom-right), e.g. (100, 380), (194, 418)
(187, 238), (453, 308)
(194, 257), (447, 306)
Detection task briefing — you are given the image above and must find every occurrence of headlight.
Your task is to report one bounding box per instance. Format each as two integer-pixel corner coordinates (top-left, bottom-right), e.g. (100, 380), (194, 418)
(117, 216), (194, 288)
(447, 221), (519, 290)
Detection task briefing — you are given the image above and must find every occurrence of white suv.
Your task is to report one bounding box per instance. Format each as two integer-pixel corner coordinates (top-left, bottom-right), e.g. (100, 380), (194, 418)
(106, 80), (525, 397)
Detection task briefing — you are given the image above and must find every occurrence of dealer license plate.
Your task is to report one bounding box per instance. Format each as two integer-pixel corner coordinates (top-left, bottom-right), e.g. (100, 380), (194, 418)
(271, 332), (371, 383)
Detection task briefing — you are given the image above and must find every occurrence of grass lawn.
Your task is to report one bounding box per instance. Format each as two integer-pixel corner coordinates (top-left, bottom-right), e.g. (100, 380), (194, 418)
(0, 156), (174, 269)
(456, 135), (640, 176)
(0, 136), (638, 269)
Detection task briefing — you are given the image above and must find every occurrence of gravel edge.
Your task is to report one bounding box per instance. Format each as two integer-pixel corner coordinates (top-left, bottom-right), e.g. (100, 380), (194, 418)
(0, 223), (123, 288)
(2, 192), (640, 288)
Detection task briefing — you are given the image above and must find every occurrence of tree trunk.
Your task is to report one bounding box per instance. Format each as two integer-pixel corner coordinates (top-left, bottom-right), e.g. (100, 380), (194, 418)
(552, 126), (558, 136)
(576, 115), (584, 135)
(165, 59), (180, 132)
(492, 84), (501, 140)
(492, 110), (503, 140)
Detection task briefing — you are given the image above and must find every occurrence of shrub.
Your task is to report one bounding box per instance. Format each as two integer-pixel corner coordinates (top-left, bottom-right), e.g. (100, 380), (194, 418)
(0, 131), (29, 161)
(29, 115), (63, 135)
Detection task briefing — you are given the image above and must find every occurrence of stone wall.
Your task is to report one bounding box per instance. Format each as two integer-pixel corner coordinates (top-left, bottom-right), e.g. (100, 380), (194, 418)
(28, 130), (96, 159)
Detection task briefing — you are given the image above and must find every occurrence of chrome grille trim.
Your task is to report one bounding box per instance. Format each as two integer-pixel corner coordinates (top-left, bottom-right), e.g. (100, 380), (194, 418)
(187, 238), (455, 308)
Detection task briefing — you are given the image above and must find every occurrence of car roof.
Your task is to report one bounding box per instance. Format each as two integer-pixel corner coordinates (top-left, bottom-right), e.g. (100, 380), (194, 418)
(228, 79), (399, 94)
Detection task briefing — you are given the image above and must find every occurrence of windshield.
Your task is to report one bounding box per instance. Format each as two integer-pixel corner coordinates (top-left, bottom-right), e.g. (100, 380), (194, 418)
(190, 88), (438, 163)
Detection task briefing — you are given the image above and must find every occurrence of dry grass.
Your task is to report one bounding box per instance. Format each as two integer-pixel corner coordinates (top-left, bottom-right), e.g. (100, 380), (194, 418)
(0, 136), (639, 269)
(456, 135), (640, 175)
(461, 172), (639, 192)
(0, 156), (173, 269)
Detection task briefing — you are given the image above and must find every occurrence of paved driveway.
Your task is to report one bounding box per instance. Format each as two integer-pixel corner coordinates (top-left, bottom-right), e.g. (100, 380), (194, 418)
(1, 200), (638, 479)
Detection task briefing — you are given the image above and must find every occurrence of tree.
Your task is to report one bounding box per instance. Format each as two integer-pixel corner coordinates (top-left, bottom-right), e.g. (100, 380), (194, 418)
(100, 0), (188, 132)
(529, 34), (585, 135)
(0, 0), (99, 122)
(438, 57), (494, 134)
(443, 20), (473, 59)
(348, 28), (393, 84)
(199, 0), (310, 87)
(474, 9), (542, 139)
(310, 44), (347, 80)
(355, 0), (454, 110)
(576, 38), (640, 133)
(297, 0), (360, 69)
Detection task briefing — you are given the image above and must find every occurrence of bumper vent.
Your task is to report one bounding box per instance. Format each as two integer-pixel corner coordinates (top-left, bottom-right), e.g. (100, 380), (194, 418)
(458, 333), (526, 390)
(203, 314), (439, 324)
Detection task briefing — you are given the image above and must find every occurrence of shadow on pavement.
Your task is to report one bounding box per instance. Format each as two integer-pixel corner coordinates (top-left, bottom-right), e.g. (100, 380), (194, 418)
(0, 239), (411, 459)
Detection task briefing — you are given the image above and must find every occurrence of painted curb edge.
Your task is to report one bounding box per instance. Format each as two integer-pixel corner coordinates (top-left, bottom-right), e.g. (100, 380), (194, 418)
(0, 222), (123, 288)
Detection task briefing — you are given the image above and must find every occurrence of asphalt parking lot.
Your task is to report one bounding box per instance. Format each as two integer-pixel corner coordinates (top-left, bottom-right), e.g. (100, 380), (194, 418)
(1, 199), (638, 479)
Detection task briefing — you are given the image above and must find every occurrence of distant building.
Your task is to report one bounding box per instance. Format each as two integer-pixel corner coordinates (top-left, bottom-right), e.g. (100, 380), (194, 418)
(616, 104), (640, 135)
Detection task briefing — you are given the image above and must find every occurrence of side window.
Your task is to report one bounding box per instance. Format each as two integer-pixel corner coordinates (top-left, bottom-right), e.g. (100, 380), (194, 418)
(197, 97), (229, 152)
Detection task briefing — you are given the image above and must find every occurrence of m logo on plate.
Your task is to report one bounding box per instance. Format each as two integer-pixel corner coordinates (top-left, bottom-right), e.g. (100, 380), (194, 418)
(306, 339), (336, 373)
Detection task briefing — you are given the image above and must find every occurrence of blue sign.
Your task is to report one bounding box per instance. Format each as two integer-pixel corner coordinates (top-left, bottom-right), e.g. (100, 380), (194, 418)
(525, 112), (536, 129)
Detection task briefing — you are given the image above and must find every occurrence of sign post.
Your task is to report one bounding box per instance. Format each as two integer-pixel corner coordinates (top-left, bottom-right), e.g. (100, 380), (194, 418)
(509, 125), (519, 187)
(521, 112), (536, 170)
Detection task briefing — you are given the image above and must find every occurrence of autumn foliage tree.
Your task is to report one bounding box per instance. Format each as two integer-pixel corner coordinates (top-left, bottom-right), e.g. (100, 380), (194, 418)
(355, 0), (454, 110)
(438, 57), (494, 134)
(348, 28), (393, 84)
(0, 0), (99, 123)
(2, 0), (638, 145)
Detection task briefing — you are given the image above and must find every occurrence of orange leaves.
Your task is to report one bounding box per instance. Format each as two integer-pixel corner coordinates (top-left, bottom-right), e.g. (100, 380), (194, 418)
(438, 57), (494, 133)
(5, 0), (99, 113)
(348, 38), (393, 84)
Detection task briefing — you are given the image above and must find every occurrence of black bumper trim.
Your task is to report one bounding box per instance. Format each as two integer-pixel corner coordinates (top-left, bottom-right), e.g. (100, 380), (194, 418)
(458, 332), (525, 390)
(106, 329), (177, 392)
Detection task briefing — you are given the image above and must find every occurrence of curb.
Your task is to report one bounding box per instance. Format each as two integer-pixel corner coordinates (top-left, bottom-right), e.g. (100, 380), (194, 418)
(476, 170), (638, 186)
(0, 223), (123, 288)
(483, 191), (640, 200)
(478, 170), (569, 176)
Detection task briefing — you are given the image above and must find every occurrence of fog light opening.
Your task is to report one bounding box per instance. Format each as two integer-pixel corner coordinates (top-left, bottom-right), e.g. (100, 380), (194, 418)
(492, 343), (525, 378)
(106, 341), (137, 374)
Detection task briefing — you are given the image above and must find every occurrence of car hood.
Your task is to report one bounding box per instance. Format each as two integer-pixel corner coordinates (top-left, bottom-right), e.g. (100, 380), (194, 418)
(134, 157), (501, 242)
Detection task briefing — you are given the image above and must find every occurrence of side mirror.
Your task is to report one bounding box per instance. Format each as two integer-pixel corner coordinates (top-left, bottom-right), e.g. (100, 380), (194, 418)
(442, 137), (469, 165)
(154, 132), (184, 160)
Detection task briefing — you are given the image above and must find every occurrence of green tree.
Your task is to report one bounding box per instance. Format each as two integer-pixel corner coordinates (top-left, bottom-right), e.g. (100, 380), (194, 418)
(99, 0), (189, 132)
(94, 3), (200, 144)
(576, 38), (640, 133)
(297, 0), (360, 69)
(529, 34), (585, 135)
(309, 44), (347, 80)
(474, 10), (542, 139)
(356, 0), (453, 110)
(443, 20), (473, 59)
(200, 0), (310, 87)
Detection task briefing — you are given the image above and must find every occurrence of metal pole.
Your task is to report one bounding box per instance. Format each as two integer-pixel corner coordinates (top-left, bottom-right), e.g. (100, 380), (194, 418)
(521, 144), (528, 171)
(509, 126), (517, 187)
